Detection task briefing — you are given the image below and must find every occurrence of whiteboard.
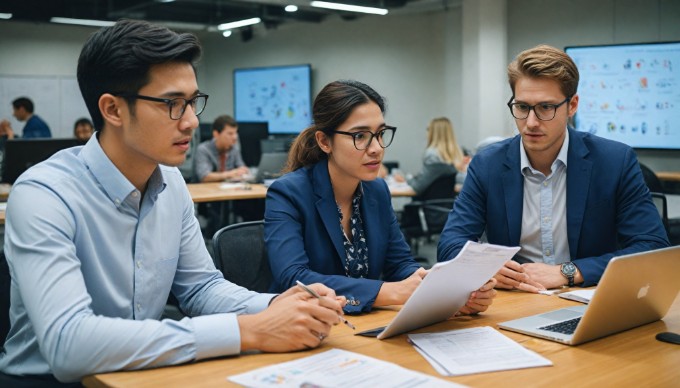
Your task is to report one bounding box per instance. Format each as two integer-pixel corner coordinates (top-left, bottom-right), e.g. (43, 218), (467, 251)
(0, 75), (90, 139)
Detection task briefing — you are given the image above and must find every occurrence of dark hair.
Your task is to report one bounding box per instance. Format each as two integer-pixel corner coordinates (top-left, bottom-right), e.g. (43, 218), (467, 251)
(285, 80), (386, 172)
(508, 44), (579, 98)
(212, 115), (238, 133)
(73, 117), (93, 131)
(12, 97), (34, 113)
(77, 19), (202, 132)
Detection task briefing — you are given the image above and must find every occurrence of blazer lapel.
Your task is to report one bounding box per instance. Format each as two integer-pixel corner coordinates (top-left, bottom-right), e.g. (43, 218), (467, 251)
(566, 129), (592, 258)
(312, 161), (347, 263)
(502, 137), (524, 245)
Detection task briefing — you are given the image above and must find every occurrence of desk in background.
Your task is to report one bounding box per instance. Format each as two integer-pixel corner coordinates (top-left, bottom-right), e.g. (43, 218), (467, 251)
(657, 171), (680, 182)
(83, 290), (680, 387)
(187, 182), (416, 203)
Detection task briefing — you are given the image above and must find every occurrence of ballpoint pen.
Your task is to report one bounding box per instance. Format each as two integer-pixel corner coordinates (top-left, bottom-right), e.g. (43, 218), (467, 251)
(296, 280), (356, 330)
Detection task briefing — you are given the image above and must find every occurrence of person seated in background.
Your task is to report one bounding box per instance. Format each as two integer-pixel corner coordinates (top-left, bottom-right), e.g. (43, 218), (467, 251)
(438, 44), (669, 293)
(0, 19), (345, 386)
(0, 97), (52, 139)
(264, 79), (496, 314)
(73, 117), (94, 143)
(393, 117), (470, 195)
(194, 114), (249, 182)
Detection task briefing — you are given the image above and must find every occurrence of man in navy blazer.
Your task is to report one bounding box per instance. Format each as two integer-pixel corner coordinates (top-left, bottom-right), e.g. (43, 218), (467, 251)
(265, 159), (421, 313)
(438, 45), (669, 292)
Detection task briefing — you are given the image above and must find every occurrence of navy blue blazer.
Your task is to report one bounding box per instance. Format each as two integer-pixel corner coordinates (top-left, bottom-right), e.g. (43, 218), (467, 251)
(438, 129), (669, 286)
(264, 159), (421, 313)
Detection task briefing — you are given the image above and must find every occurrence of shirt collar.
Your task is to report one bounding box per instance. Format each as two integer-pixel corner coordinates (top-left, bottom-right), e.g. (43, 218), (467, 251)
(80, 134), (167, 208)
(520, 128), (570, 175)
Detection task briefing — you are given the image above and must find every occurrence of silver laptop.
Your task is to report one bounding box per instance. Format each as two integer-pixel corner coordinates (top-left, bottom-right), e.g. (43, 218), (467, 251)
(498, 245), (680, 345)
(249, 152), (288, 183)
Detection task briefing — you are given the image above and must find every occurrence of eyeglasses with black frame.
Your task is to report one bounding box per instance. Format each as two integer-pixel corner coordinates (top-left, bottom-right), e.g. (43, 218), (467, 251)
(115, 93), (209, 120)
(507, 96), (571, 121)
(331, 126), (397, 150)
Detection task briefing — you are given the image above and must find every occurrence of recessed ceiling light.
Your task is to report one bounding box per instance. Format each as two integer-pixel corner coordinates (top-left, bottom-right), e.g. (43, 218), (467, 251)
(217, 17), (261, 31)
(222, 30), (233, 37)
(310, 1), (388, 15)
(285, 5), (298, 12)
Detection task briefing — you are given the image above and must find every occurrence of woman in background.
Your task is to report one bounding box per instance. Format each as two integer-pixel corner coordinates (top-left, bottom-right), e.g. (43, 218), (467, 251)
(397, 117), (469, 195)
(264, 80), (496, 314)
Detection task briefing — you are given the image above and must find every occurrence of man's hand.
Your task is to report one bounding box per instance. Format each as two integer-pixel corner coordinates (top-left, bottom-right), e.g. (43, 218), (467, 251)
(375, 267), (428, 306)
(0, 120), (15, 138)
(458, 278), (498, 315)
(522, 262), (581, 289)
(237, 283), (346, 352)
(494, 260), (546, 293)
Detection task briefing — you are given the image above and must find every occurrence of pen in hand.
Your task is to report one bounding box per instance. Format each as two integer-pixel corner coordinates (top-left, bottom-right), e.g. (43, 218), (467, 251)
(296, 280), (356, 330)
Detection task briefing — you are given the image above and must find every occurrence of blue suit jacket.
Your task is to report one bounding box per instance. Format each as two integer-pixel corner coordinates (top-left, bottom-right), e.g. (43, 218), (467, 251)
(438, 129), (669, 286)
(264, 159), (421, 313)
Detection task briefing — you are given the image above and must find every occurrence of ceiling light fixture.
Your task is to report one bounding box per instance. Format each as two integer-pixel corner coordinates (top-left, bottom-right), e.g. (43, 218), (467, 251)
(50, 17), (116, 27)
(222, 30), (233, 37)
(310, 1), (388, 15)
(285, 5), (298, 12)
(0, 13), (12, 19)
(217, 17), (261, 31)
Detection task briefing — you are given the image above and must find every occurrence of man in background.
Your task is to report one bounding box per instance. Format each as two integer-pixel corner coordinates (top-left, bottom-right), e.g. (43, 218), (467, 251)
(73, 117), (94, 143)
(194, 114), (249, 182)
(0, 97), (52, 139)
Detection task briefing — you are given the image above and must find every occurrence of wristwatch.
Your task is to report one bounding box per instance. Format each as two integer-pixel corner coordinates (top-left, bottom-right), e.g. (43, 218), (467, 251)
(560, 262), (577, 287)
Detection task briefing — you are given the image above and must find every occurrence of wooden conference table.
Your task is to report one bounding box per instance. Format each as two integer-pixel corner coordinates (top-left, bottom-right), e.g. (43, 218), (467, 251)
(83, 289), (680, 387)
(657, 171), (680, 182)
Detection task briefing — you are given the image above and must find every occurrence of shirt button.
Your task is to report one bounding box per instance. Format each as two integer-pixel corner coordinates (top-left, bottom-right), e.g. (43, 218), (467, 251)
(132, 191), (139, 198)
(545, 249), (551, 256)
(543, 182), (548, 187)
(136, 261), (141, 269)
(543, 216), (550, 222)
(136, 303), (141, 311)
(114, 199), (121, 205)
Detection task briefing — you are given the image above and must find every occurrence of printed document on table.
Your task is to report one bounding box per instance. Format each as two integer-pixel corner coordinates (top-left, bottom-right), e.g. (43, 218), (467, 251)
(228, 348), (465, 388)
(409, 326), (552, 376)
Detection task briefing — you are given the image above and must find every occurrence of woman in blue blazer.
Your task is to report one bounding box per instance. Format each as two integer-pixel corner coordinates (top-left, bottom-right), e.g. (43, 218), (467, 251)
(264, 80), (496, 314)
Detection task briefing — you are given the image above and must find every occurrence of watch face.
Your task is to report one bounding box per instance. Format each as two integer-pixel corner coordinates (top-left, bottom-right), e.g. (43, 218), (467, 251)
(561, 262), (576, 276)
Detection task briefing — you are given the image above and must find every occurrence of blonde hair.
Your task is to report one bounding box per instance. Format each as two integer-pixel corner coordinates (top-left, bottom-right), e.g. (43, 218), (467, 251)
(507, 44), (579, 98)
(427, 117), (465, 168)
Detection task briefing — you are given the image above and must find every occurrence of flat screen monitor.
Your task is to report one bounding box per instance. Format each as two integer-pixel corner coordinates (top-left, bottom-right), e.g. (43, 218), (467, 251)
(2, 138), (80, 183)
(566, 41), (680, 150)
(238, 121), (269, 167)
(234, 64), (312, 135)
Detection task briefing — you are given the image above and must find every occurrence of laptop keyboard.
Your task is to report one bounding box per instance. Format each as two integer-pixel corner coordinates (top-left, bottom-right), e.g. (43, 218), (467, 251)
(538, 317), (582, 334)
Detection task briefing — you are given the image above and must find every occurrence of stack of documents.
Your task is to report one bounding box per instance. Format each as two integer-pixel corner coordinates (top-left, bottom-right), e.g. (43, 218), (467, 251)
(228, 348), (464, 387)
(409, 326), (552, 376)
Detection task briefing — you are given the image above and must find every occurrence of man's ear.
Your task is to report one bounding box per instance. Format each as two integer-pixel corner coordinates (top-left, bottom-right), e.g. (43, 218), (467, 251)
(315, 130), (331, 154)
(568, 94), (579, 118)
(98, 93), (124, 128)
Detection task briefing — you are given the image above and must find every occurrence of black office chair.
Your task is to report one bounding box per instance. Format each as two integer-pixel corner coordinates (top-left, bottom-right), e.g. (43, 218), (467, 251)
(212, 220), (272, 293)
(650, 192), (670, 238)
(382, 161), (400, 174)
(401, 173), (457, 255)
(639, 163), (664, 193)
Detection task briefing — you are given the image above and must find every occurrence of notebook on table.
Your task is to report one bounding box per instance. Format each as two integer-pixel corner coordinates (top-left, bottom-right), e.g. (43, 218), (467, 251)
(498, 245), (680, 345)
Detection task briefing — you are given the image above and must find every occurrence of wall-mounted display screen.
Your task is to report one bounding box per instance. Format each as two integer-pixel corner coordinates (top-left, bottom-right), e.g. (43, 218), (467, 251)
(566, 42), (680, 150)
(234, 64), (312, 135)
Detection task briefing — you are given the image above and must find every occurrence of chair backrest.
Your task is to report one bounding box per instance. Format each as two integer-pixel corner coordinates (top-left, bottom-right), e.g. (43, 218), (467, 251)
(211, 220), (272, 293)
(416, 172), (457, 201)
(382, 161), (400, 174)
(639, 163), (664, 193)
(650, 192), (670, 237)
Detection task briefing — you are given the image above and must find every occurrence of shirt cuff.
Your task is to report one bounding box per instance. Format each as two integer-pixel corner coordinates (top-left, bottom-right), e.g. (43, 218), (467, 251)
(192, 313), (242, 360)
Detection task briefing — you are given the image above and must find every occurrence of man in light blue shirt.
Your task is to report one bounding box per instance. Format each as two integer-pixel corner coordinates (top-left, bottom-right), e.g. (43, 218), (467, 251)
(0, 19), (345, 386)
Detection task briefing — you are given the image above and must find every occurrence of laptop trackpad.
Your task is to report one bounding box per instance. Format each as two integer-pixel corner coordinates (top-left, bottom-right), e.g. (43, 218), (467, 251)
(539, 308), (582, 321)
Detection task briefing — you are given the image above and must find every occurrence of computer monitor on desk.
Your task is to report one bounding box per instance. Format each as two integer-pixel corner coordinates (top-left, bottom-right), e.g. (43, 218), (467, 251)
(2, 138), (80, 183)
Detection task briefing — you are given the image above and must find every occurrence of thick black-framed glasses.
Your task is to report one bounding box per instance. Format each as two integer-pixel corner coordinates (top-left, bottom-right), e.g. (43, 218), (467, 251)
(331, 126), (397, 150)
(507, 96), (571, 121)
(116, 93), (209, 120)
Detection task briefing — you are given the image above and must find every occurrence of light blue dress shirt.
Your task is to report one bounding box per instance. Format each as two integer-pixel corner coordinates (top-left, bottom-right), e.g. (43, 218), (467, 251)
(0, 135), (274, 382)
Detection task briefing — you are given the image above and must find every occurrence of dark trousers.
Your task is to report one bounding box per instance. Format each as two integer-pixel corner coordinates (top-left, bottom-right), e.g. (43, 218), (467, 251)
(0, 371), (82, 387)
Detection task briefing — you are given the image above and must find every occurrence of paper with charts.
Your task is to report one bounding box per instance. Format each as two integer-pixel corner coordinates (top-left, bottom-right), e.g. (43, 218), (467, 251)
(409, 326), (552, 376)
(228, 348), (465, 387)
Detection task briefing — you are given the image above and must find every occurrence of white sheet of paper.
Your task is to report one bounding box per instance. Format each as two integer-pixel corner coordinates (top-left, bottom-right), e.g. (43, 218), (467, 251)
(409, 326), (552, 376)
(376, 241), (520, 339)
(228, 348), (465, 387)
